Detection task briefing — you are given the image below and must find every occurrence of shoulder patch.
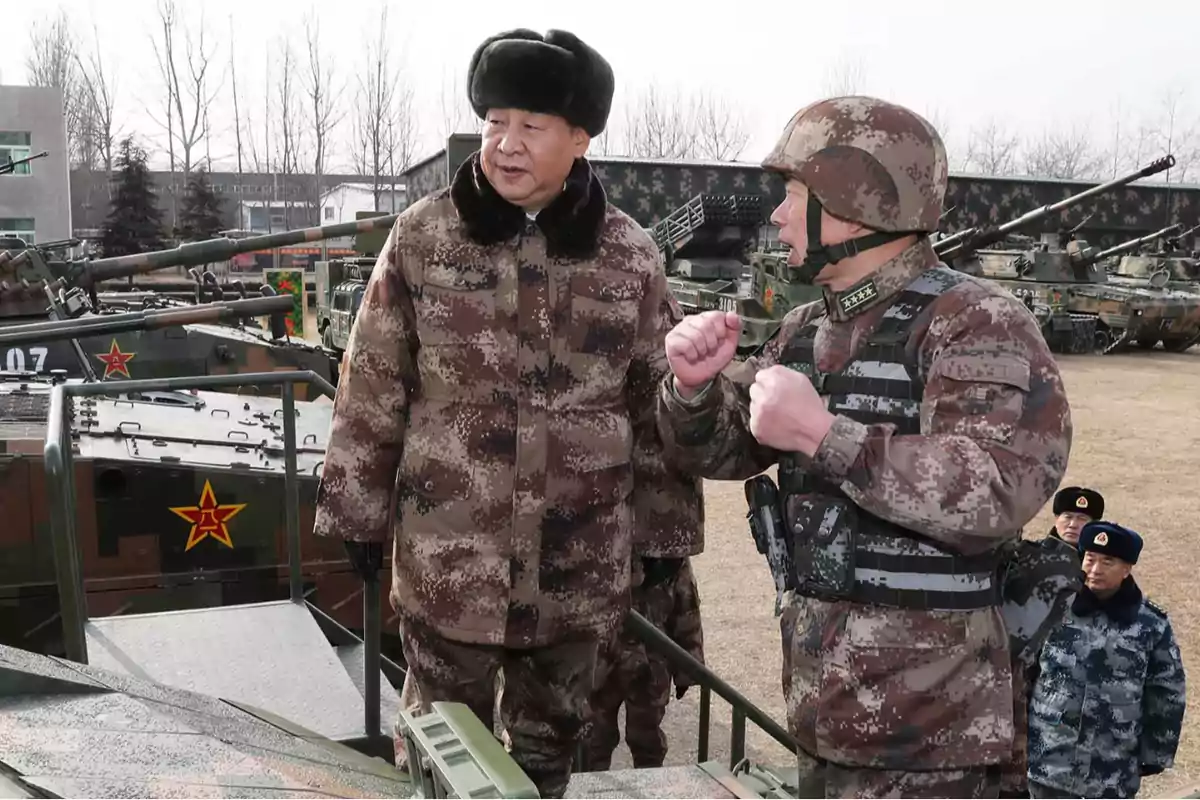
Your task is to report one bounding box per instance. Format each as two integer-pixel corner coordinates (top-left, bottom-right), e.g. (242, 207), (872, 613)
(1145, 596), (1169, 619)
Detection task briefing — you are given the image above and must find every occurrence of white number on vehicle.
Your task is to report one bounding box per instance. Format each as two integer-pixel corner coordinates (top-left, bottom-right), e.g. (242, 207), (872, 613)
(4, 346), (49, 372)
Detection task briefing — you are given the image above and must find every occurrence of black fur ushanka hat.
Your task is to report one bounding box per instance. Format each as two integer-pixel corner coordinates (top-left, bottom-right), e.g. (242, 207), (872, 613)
(467, 29), (615, 136)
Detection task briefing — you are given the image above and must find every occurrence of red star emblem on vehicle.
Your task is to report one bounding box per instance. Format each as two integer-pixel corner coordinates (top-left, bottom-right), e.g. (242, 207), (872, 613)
(94, 339), (135, 379)
(169, 480), (247, 551)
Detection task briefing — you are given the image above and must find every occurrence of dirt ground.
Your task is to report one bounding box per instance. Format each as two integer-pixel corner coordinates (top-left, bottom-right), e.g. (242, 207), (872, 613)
(602, 348), (1200, 796)
(307, 303), (1198, 793)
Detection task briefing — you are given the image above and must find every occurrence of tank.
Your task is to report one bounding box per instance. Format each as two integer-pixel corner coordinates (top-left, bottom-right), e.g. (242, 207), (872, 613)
(935, 156), (1181, 354)
(0, 308), (396, 663)
(0, 215), (399, 396)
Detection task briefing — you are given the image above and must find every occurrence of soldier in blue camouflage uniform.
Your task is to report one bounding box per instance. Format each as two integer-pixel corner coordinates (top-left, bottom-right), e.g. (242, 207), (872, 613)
(1028, 521), (1186, 798)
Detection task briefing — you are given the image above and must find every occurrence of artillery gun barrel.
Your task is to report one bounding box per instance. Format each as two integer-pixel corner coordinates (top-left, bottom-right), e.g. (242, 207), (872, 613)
(936, 155), (1177, 260)
(1089, 223), (1184, 264)
(76, 214), (400, 286)
(0, 150), (49, 175)
(0, 294), (295, 348)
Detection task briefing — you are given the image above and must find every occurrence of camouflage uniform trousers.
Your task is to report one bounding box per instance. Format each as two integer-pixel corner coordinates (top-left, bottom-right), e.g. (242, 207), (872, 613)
(780, 602), (1002, 799)
(394, 613), (599, 799)
(584, 558), (704, 770)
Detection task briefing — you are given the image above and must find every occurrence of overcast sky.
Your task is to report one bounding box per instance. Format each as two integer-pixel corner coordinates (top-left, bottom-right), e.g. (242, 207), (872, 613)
(1, 0), (1196, 176)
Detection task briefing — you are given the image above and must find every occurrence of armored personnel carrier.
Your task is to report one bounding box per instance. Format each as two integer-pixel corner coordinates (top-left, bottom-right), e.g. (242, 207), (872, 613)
(0, 302), (395, 663)
(0, 215), (399, 395)
(935, 156), (1180, 354)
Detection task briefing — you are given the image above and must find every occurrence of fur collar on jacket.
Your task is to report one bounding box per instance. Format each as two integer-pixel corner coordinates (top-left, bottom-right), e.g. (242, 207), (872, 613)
(449, 151), (608, 259)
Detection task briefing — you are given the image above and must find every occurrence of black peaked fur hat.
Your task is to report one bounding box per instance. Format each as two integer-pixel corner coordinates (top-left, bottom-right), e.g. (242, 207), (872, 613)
(467, 29), (614, 136)
(1052, 486), (1104, 520)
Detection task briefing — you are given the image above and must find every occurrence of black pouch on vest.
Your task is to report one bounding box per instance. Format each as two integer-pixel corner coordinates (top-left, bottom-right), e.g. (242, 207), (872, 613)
(785, 495), (857, 600)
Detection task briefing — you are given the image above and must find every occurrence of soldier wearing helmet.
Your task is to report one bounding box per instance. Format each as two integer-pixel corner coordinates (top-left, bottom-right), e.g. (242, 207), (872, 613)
(655, 96), (1074, 796)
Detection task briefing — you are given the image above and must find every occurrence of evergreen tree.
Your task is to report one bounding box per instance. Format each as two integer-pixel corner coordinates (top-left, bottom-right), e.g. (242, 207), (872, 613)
(99, 136), (165, 257)
(177, 166), (226, 242)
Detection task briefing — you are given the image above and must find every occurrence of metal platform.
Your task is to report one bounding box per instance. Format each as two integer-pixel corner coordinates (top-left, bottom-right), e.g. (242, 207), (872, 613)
(84, 598), (392, 741)
(566, 766), (739, 799)
(0, 642), (411, 799)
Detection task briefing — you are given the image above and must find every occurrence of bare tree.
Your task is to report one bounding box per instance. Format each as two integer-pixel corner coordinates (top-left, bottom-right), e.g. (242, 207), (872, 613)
(963, 118), (1021, 176)
(227, 15), (246, 229)
(1022, 124), (1106, 180)
(274, 35), (302, 228)
(149, 0), (221, 225)
(821, 56), (868, 96)
(25, 9), (91, 168)
(621, 84), (698, 159)
(352, 4), (401, 211)
(693, 91), (750, 161)
(437, 66), (475, 142)
(76, 22), (118, 180)
(1151, 87), (1200, 183)
(304, 13), (344, 220)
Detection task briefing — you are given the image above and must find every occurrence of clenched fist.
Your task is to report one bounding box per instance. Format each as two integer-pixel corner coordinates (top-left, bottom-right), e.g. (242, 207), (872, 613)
(665, 311), (741, 396)
(748, 365), (835, 457)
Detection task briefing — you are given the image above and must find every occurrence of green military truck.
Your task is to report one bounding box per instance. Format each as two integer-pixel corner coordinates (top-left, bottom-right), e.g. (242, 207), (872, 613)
(314, 257), (375, 356)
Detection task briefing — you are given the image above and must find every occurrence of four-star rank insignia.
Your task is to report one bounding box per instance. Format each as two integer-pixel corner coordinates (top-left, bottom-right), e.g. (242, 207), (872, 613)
(94, 339), (135, 379)
(169, 480), (247, 551)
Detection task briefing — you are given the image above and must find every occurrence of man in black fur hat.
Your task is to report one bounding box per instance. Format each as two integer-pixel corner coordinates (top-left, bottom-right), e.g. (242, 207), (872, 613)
(1049, 486), (1104, 545)
(312, 27), (703, 798)
(1027, 522), (1186, 798)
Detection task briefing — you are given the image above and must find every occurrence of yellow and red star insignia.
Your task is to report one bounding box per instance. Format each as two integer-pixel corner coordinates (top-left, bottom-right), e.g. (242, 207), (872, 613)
(1094, 531), (1109, 546)
(94, 339), (135, 379)
(169, 480), (247, 551)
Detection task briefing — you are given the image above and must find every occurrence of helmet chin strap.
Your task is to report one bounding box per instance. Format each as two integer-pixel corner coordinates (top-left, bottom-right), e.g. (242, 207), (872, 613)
(787, 194), (913, 284)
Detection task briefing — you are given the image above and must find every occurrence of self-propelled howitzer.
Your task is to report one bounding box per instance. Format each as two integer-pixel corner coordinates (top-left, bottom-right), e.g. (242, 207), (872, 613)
(934, 155), (1177, 263)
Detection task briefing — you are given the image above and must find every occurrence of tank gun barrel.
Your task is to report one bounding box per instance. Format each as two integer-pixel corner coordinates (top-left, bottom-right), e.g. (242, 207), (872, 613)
(75, 214), (400, 286)
(936, 155), (1176, 261)
(0, 294), (294, 348)
(0, 150), (49, 175)
(1089, 223), (1184, 264)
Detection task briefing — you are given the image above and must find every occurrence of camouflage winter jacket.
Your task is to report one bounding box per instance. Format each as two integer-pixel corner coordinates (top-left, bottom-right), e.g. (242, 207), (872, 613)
(1028, 577), (1186, 798)
(313, 153), (702, 648)
(656, 239), (1073, 769)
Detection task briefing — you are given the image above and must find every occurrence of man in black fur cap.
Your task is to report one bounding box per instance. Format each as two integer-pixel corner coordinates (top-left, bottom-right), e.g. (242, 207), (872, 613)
(312, 27), (702, 798)
(1027, 521), (1186, 798)
(1049, 486), (1104, 545)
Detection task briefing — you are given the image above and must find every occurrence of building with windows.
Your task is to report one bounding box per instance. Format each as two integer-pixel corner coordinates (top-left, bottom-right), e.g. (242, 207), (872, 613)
(319, 181), (405, 225)
(0, 85), (71, 245)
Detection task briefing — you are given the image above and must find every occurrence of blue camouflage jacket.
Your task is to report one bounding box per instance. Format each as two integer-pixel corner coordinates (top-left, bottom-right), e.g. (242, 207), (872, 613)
(1028, 576), (1186, 798)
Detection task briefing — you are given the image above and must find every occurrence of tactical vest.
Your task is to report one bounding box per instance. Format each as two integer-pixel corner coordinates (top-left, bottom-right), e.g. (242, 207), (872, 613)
(775, 266), (1002, 612)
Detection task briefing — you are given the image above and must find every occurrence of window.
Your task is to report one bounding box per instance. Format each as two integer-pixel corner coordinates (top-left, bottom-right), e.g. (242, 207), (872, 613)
(0, 217), (35, 244)
(0, 132), (33, 175)
(324, 207), (334, 220)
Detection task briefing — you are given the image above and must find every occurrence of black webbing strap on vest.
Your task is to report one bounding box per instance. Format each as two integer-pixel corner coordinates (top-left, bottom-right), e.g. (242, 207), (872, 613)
(776, 266), (999, 612)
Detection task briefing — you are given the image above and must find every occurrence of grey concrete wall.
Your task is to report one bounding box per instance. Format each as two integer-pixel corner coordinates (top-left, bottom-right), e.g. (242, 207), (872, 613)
(0, 85), (71, 243)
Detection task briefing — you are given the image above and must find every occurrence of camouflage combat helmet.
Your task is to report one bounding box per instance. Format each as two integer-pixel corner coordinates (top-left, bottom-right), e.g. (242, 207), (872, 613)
(762, 95), (948, 281)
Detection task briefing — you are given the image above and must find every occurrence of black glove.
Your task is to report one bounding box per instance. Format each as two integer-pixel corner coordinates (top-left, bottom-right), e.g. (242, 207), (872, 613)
(641, 556), (683, 589)
(1140, 764), (1164, 777)
(344, 540), (384, 582)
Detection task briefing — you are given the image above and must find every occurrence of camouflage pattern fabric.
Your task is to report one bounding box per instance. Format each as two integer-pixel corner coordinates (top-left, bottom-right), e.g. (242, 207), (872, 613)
(313, 152), (696, 649)
(397, 612), (597, 799)
(1028, 578), (1187, 798)
(585, 557), (705, 770)
(791, 745), (998, 799)
(657, 237), (1073, 774)
(762, 96), (947, 234)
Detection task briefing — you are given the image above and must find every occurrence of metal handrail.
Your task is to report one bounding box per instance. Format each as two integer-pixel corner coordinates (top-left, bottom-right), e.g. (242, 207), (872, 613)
(41, 369), (382, 742)
(626, 610), (798, 769)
